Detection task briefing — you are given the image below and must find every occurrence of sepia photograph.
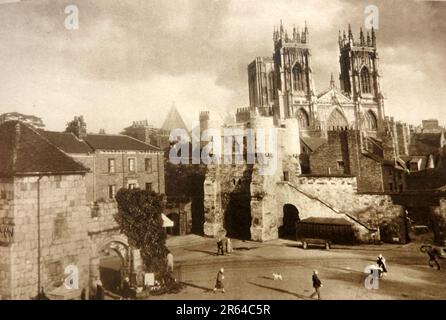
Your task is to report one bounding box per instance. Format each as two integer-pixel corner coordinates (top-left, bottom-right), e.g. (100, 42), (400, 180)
(0, 0), (445, 308)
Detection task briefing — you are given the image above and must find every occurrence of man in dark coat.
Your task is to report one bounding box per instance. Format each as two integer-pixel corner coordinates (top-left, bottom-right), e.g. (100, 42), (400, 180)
(377, 254), (387, 275)
(421, 245), (441, 270)
(309, 270), (322, 300)
(213, 268), (225, 293)
(217, 239), (225, 255)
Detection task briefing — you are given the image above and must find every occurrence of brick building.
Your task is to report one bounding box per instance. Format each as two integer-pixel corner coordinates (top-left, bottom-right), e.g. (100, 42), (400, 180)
(41, 116), (165, 203)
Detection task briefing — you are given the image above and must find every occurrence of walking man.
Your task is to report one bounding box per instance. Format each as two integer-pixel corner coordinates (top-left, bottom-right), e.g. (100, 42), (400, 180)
(421, 245), (441, 270)
(213, 268), (225, 293)
(377, 254), (387, 276)
(309, 270), (322, 300)
(217, 238), (225, 256)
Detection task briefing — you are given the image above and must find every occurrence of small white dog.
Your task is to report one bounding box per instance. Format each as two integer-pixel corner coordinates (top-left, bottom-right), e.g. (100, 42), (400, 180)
(272, 273), (283, 280)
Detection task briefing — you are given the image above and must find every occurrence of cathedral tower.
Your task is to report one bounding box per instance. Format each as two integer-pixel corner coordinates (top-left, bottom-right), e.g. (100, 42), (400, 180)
(338, 25), (385, 135)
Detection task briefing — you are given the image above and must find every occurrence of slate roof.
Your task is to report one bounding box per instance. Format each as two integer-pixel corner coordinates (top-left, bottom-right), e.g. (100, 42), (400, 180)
(40, 131), (93, 154)
(84, 134), (160, 152)
(409, 132), (444, 156)
(0, 121), (88, 177)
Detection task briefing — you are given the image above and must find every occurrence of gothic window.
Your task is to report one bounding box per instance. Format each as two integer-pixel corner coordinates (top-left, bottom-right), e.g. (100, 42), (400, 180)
(296, 108), (310, 129)
(327, 109), (348, 129)
(360, 67), (372, 94)
(268, 72), (275, 100)
(262, 73), (268, 104)
(292, 63), (305, 92)
(364, 110), (378, 130)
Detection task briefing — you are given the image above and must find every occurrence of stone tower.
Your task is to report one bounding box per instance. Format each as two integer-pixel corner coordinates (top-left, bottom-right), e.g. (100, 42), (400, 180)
(272, 21), (316, 122)
(338, 25), (385, 136)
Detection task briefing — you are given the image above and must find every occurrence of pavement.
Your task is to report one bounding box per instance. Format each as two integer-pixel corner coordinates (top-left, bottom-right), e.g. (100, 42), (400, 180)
(152, 234), (446, 300)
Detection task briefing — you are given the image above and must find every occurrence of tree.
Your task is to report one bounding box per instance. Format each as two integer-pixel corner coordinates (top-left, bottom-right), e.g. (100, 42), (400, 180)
(0, 112), (45, 129)
(114, 188), (181, 293)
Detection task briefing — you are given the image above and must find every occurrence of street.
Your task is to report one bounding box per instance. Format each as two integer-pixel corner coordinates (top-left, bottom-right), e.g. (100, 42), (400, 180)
(150, 235), (446, 300)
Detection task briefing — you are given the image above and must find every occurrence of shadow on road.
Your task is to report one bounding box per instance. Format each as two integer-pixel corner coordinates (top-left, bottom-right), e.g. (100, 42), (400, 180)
(180, 281), (213, 293)
(184, 248), (218, 256)
(248, 281), (311, 300)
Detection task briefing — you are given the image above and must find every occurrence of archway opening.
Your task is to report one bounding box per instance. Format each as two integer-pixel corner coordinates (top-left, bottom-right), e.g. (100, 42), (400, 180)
(279, 204), (300, 239)
(98, 242), (128, 295)
(224, 193), (252, 240)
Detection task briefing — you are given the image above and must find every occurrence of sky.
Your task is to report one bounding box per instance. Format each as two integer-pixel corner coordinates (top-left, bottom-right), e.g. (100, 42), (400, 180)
(0, 0), (445, 133)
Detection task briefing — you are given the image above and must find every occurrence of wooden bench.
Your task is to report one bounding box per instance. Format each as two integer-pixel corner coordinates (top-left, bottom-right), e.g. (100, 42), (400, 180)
(299, 238), (331, 250)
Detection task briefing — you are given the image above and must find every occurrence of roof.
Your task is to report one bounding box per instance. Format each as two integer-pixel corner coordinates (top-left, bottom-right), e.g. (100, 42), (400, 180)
(316, 86), (352, 105)
(299, 217), (353, 226)
(409, 132), (444, 155)
(40, 131), (93, 154)
(84, 134), (160, 152)
(0, 121), (88, 177)
(161, 104), (188, 132)
(300, 137), (327, 152)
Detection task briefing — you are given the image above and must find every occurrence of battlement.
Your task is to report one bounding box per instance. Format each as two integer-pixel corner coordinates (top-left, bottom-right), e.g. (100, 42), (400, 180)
(131, 119), (151, 128)
(199, 111), (210, 121)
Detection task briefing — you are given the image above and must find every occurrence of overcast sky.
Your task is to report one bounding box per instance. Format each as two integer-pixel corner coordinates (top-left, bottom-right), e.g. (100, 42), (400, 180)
(0, 0), (444, 133)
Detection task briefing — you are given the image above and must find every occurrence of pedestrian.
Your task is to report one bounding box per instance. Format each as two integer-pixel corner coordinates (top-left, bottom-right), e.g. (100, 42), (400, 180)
(422, 246), (441, 270)
(121, 277), (131, 300)
(226, 238), (233, 254)
(309, 270), (322, 300)
(96, 279), (105, 300)
(213, 268), (225, 293)
(217, 238), (224, 256)
(167, 250), (174, 272)
(377, 254), (387, 275)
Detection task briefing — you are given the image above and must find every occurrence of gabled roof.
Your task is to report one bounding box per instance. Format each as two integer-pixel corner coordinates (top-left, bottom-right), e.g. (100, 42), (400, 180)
(84, 134), (160, 152)
(0, 121), (88, 177)
(316, 86), (352, 105)
(40, 131), (93, 154)
(409, 132), (444, 156)
(161, 104), (188, 132)
(300, 137), (327, 152)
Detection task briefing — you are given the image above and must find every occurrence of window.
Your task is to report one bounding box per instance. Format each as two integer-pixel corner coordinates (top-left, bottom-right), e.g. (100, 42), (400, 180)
(337, 160), (345, 171)
(364, 111), (377, 130)
(389, 183), (393, 191)
(268, 72), (275, 100)
(108, 159), (115, 173)
(296, 108), (309, 129)
(145, 158), (152, 172)
(292, 63), (305, 92)
(283, 171), (290, 182)
(128, 183), (136, 190)
(360, 67), (372, 94)
(145, 183), (152, 192)
(128, 158), (136, 172)
(108, 185), (116, 199)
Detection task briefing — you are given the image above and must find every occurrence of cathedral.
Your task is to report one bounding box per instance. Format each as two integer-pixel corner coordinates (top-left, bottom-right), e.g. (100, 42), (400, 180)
(247, 22), (384, 139)
(201, 22), (411, 242)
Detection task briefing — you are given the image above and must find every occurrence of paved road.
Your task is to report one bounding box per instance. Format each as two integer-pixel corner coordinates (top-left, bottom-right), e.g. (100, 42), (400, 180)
(152, 235), (446, 300)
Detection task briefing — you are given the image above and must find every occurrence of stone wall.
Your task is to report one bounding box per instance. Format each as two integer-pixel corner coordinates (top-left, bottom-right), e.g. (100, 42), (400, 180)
(1, 175), (91, 300)
(430, 198), (446, 245)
